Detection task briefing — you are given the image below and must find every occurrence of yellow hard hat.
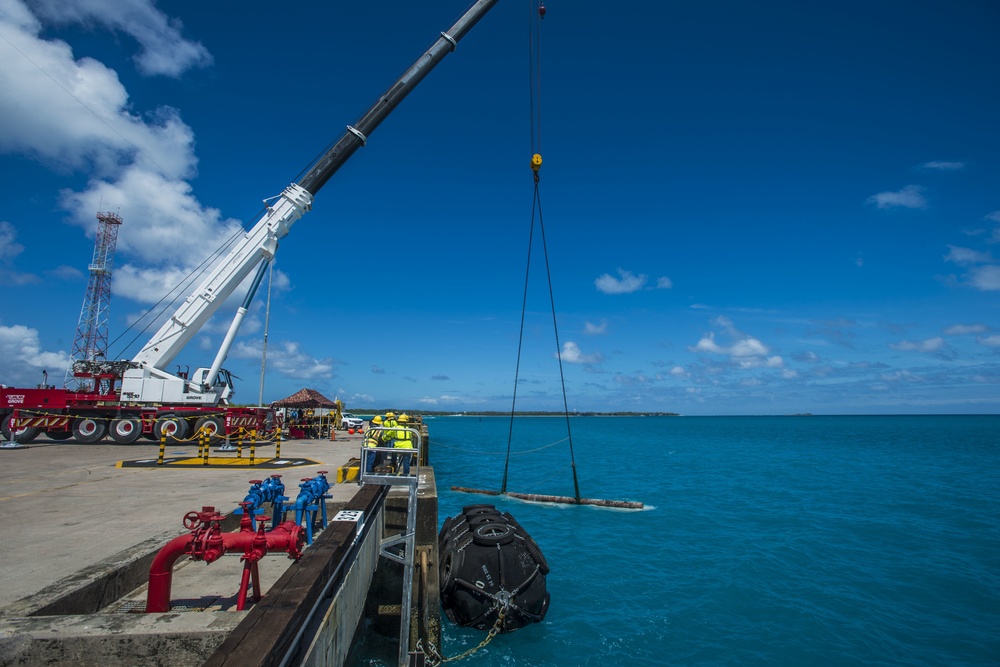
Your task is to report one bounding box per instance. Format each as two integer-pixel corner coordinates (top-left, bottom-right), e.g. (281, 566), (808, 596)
(399, 414), (409, 423)
(385, 412), (396, 419)
(372, 415), (383, 424)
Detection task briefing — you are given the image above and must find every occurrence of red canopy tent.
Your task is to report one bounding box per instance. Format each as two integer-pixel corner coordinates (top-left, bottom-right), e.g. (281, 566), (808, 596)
(270, 388), (338, 409)
(270, 389), (339, 438)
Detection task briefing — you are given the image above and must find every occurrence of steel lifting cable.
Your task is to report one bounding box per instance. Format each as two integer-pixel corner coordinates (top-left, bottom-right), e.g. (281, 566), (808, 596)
(503, 0), (582, 504)
(527, 0), (543, 157)
(503, 0), (544, 495)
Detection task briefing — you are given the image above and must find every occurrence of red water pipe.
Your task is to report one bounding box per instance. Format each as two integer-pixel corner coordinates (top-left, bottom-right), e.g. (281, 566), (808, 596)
(146, 504), (304, 613)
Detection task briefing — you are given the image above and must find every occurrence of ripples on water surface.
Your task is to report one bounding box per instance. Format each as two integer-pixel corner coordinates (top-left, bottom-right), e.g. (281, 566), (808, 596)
(353, 415), (999, 666)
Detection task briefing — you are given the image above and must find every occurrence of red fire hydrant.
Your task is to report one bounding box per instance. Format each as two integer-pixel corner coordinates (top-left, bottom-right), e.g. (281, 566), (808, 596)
(146, 504), (305, 613)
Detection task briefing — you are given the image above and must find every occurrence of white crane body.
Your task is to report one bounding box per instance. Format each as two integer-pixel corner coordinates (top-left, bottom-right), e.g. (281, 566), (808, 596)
(0, 0), (500, 444)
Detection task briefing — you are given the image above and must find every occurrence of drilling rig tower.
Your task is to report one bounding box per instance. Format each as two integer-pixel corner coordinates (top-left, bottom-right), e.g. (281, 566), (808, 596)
(65, 210), (123, 390)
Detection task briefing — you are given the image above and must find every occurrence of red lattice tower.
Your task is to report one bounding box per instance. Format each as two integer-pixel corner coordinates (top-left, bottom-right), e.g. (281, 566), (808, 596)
(66, 211), (123, 390)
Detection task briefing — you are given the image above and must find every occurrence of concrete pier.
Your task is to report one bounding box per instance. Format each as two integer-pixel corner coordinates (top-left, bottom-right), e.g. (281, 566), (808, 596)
(0, 429), (440, 666)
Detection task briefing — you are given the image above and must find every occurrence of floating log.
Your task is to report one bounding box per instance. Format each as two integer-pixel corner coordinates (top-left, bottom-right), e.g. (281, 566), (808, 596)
(450, 486), (643, 510)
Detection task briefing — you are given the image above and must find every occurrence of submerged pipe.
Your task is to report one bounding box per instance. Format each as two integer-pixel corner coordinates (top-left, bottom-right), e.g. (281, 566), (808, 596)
(450, 486), (644, 510)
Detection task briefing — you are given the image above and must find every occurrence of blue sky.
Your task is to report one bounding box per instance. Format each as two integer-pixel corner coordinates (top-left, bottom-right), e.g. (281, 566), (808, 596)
(1, 0), (998, 415)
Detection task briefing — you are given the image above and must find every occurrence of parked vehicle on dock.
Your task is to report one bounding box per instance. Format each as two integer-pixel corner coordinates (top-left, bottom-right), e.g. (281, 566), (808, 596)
(340, 413), (364, 430)
(0, 0), (498, 445)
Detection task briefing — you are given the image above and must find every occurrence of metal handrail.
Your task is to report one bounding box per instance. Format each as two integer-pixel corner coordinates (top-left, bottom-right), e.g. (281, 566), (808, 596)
(358, 425), (422, 666)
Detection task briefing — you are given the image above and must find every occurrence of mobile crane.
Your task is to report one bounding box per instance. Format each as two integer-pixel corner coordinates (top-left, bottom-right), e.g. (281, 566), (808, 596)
(1, 0), (500, 444)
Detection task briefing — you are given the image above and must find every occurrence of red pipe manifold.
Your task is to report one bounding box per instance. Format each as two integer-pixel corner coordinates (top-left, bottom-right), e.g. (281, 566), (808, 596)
(146, 505), (304, 613)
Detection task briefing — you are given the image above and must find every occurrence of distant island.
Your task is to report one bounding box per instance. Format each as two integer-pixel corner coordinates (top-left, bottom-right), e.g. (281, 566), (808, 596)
(353, 410), (680, 417)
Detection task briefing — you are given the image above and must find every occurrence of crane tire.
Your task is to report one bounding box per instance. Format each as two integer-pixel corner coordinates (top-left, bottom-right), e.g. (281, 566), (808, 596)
(110, 418), (142, 444)
(12, 426), (39, 443)
(194, 416), (224, 444)
(154, 416), (189, 442)
(73, 417), (108, 444)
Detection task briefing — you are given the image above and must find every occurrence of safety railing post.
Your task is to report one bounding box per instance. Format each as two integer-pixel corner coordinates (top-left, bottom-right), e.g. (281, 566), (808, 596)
(357, 426), (421, 665)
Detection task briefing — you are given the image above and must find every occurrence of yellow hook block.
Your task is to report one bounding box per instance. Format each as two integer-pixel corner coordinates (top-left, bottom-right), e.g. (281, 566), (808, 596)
(530, 153), (543, 172)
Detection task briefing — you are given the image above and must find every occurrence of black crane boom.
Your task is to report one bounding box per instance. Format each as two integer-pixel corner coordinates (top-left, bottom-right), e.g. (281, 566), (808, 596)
(299, 0), (500, 196)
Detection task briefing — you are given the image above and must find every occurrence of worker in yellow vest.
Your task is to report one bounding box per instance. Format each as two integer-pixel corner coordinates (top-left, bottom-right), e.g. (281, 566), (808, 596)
(382, 412), (399, 472)
(393, 413), (415, 475)
(364, 415), (384, 473)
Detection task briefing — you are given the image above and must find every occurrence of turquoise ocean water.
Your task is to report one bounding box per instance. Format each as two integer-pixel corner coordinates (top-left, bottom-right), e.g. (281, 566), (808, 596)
(356, 415), (999, 666)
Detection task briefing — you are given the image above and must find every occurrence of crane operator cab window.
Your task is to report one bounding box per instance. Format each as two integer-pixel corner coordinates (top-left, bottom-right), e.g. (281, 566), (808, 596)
(192, 368), (235, 397)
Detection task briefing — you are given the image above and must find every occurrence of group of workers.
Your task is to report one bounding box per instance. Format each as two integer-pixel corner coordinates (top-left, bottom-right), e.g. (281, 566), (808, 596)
(285, 409), (322, 439)
(363, 411), (416, 475)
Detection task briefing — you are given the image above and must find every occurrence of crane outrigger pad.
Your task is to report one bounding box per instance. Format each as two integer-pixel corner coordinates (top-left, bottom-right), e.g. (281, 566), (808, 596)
(451, 486), (644, 509)
(116, 457), (322, 469)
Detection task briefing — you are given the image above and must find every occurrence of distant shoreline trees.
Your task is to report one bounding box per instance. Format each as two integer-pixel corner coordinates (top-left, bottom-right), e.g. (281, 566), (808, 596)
(353, 410), (681, 417)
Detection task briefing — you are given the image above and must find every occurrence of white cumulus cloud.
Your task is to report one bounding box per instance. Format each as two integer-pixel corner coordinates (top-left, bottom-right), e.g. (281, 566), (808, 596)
(690, 316), (783, 371)
(595, 268), (671, 294)
(0, 0), (261, 313)
(967, 265), (1000, 291)
(944, 324), (987, 335)
(0, 324), (69, 386)
(919, 161), (965, 171)
(866, 185), (927, 210)
(232, 340), (333, 380)
(595, 268), (646, 294)
(559, 341), (602, 365)
(945, 245), (992, 266)
(27, 0), (212, 77)
(889, 337), (944, 352)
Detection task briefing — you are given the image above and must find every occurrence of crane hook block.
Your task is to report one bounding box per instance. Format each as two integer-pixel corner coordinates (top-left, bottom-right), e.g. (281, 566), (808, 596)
(531, 154), (543, 172)
(539, 2), (547, 19)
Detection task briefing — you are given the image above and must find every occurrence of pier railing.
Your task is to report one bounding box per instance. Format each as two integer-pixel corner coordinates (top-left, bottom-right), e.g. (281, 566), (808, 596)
(359, 426), (423, 666)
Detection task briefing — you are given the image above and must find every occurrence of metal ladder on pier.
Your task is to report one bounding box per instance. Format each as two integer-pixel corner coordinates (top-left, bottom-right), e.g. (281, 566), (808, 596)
(359, 426), (423, 667)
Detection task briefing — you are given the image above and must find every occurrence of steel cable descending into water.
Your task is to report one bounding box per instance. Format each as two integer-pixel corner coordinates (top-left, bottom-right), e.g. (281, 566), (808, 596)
(501, 0), (582, 504)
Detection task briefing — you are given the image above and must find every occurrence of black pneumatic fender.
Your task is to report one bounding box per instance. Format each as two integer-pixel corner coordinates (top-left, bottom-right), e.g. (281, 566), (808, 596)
(438, 504), (549, 633)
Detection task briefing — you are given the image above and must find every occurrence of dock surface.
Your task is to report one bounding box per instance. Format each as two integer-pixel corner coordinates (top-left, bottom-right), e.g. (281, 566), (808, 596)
(0, 433), (364, 611)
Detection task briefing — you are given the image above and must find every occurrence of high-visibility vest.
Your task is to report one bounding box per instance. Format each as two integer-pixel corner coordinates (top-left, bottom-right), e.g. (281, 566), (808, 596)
(393, 426), (413, 448)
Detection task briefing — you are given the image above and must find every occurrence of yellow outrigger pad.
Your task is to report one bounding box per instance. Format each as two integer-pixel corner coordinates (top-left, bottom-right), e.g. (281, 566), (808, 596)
(336, 458), (362, 484)
(116, 456), (323, 469)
